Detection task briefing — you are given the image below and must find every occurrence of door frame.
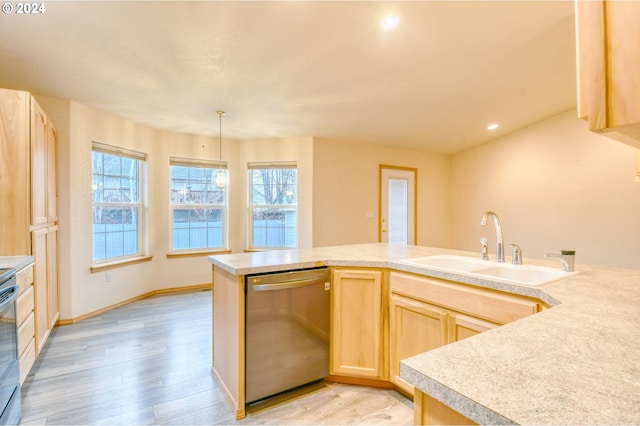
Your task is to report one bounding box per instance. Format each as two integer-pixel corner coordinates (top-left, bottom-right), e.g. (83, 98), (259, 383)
(378, 164), (418, 244)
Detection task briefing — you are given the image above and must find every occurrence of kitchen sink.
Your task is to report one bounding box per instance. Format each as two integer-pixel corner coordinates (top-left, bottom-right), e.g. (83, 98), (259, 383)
(398, 255), (490, 271)
(470, 264), (578, 286)
(398, 254), (578, 286)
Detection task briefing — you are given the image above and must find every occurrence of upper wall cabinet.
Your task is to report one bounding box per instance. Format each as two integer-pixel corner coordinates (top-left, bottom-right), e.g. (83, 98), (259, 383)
(576, 0), (640, 147)
(0, 89), (31, 255)
(30, 97), (57, 226)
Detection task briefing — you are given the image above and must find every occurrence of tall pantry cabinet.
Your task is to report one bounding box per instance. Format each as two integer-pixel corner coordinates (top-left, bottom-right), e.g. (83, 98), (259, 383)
(0, 88), (60, 379)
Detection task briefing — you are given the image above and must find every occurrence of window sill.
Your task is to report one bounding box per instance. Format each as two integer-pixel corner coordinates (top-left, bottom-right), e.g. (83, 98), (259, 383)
(244, 248), (295, 252)
(90, 255), (153, 273)
(167, 250), (232, 259)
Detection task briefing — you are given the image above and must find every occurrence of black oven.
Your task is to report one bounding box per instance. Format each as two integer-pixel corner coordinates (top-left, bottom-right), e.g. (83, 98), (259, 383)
(0, 268), (21, 426)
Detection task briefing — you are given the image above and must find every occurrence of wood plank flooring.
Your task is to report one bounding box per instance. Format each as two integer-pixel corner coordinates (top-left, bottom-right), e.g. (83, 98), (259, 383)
(19, 290), (413, 425)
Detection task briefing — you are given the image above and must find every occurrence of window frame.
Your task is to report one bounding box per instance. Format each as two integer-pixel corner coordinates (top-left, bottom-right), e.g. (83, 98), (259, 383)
(91, 142), (147, 266)
(247, 162), (298, 250)
(169, 157), (228, 254)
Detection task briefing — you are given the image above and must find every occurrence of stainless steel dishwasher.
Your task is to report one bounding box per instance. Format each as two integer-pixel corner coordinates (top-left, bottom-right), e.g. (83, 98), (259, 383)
(245, 267), (330, 404)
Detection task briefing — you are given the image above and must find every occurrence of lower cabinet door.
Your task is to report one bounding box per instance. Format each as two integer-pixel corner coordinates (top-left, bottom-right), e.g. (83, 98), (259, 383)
(19, 339), (36, 384)
(32, 227), (49, 354)
(448, 313), (497, 343)
(390, 294), (448, 394)
(330, 269), (386, 380)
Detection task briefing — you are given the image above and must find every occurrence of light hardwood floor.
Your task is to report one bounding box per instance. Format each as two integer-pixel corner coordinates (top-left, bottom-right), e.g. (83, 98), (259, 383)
(19, 290), (413, 425)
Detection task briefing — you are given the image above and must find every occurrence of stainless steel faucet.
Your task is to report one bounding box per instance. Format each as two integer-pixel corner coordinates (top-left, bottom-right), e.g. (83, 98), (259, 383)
(544, 250), (575, 272)
(480, 211), (505, 262)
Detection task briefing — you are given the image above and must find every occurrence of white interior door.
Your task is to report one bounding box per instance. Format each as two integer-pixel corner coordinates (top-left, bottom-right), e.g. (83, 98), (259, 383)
(380, 167), (416, 244)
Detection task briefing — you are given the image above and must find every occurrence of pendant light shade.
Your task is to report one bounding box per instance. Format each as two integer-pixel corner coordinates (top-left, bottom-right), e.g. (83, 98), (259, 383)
(215, 110), (227, 189)
(215, 169), (227, 189)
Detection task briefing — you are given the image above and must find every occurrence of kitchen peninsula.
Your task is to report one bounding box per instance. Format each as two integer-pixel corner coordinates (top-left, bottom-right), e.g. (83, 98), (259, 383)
(208, 243), (640, 424)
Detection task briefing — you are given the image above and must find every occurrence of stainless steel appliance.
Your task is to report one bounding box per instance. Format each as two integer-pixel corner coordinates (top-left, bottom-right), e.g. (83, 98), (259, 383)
(245, 267), (330, 404)
(0, 268), (21, 425)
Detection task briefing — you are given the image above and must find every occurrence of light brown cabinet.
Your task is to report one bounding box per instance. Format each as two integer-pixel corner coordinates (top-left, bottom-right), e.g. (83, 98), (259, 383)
(0, 87), (59, 378)
(15, 263), (36, 384)
(211, 266), (245, 420)
(330, 269), (540, 396)
(0, 89), (31, 256)
(576, 0), (640, 147)
(389, 294), (497, 395)
(30, 96), (57, 225)
(47, 225), (59, 330)
(448, 313), (496, 343)
(389, 294), (448, 393)
(33, 225), (59, 352)
(46, 121), (58, 223)
(330, 269), (388, 381)
(390, 271), (538, 326)
(390, 271), (540, 424)
(414, 391), (474, 426)
(30, 98), (48, 226)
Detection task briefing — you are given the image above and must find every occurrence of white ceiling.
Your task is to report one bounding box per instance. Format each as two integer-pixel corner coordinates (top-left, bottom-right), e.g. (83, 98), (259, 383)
(0, 1), (577, 155)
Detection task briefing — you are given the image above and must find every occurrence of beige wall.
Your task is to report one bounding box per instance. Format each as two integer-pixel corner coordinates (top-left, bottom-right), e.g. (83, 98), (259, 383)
(451, 109), (640, 269)
(38, 98), (222, 319)
(312, 137), (451, 248)
(35, 96), (315, 319)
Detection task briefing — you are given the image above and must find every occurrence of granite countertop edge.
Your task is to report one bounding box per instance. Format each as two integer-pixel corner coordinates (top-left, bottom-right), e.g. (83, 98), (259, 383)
(0, 255), (35, 271)
(400, 362), (517, 425)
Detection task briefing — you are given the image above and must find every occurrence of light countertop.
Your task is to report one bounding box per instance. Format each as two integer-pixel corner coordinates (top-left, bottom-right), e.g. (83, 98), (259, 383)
(208, 243), (640, 424)
(0, 255), (34, 271)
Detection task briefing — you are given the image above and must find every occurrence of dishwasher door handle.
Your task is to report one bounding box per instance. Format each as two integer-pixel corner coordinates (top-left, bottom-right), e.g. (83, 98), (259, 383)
(252, 276), (328, 292)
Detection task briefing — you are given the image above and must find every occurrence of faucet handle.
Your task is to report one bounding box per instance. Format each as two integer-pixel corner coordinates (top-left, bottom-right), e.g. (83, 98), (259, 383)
(510, 244), (523, 265)
(480, 237), (489, 260)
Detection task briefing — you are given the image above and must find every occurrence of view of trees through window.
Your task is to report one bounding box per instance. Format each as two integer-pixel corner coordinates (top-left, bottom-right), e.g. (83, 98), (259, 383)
(170, 164), (226, 250)
(92, 151), (294, 258)
(250, 166), (297, 248)
(92, 151), (141, 261)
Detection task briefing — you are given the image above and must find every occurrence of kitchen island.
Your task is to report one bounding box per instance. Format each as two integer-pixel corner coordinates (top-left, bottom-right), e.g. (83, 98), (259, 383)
(208, 243), (640, 424)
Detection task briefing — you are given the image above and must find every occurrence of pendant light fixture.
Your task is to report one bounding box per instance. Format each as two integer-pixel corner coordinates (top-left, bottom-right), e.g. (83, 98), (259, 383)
(214, 110), (227, 189)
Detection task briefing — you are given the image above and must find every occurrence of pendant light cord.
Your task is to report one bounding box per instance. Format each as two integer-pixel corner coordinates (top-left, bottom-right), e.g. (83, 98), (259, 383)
(214, 110), (227, 189)
(217, 110), (225, 163)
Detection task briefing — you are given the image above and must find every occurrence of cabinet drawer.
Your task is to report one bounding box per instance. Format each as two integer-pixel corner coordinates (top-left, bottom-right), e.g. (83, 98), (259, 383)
(17, 311), (35, 356)
(19, 338), (36, 385)
(16, 285), (34, 324)
(390, 272), (538, 324)
(16, 264), (34, 295)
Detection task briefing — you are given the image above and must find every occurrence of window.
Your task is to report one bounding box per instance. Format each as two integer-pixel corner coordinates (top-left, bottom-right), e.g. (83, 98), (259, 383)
(248, 162), (297, 249)
(170, 158), (227, 251)
(92, 143), (146, 263)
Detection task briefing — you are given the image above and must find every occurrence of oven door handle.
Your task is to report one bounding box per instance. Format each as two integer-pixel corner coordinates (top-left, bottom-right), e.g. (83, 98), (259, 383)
(0, 285), (19, 310)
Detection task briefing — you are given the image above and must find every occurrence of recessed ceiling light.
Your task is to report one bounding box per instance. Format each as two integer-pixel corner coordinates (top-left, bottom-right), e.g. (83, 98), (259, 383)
(381, 15), (400, 30)
(487, 123), (499, 131)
